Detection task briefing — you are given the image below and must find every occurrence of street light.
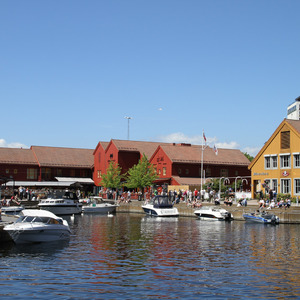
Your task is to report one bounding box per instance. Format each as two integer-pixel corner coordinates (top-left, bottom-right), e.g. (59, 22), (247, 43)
(124, 116), (132, 140)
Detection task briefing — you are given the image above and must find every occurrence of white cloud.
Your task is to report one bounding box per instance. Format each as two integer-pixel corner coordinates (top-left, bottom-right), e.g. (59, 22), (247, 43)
(0, 139), (29, 149)
(157, 132), (239, 149)
(242, 146), (261, 157)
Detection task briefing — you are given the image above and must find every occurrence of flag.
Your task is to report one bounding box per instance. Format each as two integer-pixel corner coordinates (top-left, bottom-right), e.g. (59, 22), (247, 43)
(203, 132), (206, 143)
(214, 145), (218, 155)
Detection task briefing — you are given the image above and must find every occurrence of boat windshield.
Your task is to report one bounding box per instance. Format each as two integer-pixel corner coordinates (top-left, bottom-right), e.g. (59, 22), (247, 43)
(153, 195), (173, 208)
(15, 216), (61, 224)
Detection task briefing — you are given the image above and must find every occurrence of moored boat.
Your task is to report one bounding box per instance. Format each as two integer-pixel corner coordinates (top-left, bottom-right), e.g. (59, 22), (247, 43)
(38, 189), (82, 215)
(243, 211), (279, 224)
(3, 209), (71, 244)
(194, 206), (232, 221)
(142, 195), (179, 217)
(1, 206), (24, 215)
(82, 197), (118, 214)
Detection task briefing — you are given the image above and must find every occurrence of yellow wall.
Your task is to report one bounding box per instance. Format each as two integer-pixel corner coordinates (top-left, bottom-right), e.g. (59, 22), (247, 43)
(250, 121), (300, 199)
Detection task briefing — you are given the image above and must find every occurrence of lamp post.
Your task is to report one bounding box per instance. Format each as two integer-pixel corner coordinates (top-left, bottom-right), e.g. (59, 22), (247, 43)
(200, 130), (208, 192)
(124, 116), (132, 140)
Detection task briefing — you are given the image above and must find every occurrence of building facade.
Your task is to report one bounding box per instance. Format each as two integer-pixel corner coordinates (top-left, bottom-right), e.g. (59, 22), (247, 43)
(248, 119), (300, 199)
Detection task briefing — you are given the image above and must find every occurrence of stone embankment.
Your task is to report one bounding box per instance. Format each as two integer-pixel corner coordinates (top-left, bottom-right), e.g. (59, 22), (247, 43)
(117, 200), (300, 224)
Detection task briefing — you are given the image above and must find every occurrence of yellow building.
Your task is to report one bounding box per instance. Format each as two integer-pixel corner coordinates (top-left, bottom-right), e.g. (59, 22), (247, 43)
(249, 119), (300, 199)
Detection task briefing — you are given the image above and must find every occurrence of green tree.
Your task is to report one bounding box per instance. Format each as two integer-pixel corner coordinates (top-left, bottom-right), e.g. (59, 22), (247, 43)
(125, 154), (157, 195)
(244, 152), (254, 162)
(101, 161), (123, 193)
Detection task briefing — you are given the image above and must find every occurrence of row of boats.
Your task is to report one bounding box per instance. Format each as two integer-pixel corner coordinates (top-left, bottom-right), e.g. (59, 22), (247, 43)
(2, 193), (279, 245)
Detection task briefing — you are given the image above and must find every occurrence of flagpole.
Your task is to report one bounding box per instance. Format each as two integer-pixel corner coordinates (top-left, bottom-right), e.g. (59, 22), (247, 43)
(200, 130), (207, 193)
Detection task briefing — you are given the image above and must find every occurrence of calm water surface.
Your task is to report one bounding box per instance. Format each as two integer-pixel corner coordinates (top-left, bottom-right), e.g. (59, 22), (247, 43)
(1, 213), (300, 299)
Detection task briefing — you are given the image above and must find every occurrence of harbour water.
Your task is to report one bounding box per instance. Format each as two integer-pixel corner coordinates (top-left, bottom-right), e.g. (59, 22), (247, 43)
(1, 213), (300, 299)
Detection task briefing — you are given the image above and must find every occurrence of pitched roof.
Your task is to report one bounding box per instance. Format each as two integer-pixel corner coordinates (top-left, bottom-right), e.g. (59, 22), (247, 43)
(0, 148), (38, 165)
(31, 146), (94, 168)
(159, 144), (250, 166)
(110, 139), (172, 159)
(249, 119), (300, 169)
(93, 141), (109, 155)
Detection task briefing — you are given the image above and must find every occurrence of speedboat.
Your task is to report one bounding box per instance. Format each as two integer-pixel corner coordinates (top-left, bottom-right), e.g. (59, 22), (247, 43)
(82, 197), (118, 214)
(38, 189), (82, 215)
(142, 195), (179, 217)
(194, 206), (232, 221)
(3, 209), (71, 244)
(243, 211), (279, 224)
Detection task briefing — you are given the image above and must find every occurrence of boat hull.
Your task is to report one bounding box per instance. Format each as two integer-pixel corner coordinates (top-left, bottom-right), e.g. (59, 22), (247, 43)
(82, 204), (118, 214)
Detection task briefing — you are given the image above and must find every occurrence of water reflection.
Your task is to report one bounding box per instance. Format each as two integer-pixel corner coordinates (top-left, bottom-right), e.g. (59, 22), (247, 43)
(0, 214), (300, 299)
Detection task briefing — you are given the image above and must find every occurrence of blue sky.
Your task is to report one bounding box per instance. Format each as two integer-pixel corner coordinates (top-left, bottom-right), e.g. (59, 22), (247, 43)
(1, 1), (300, 156)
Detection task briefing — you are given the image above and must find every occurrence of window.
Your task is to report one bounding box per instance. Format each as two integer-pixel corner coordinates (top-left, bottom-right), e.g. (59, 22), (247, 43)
(280, 154), (291, 169)
(281, 131), (290, 149)
(57, 169), (62, 176)
(163, 167), (166, 176)
(281, 179), (291, 194)
(97, 170), (101, 178)
(265, 155), (278, 169)
(220, 169), (228, 177)
(178, 168), (182, 175)
(294, 153), (300, 168)
(206, 168), (211, 177)
(271, 179), (278, 193)
(158, 169), (161, 175)
(265, 156), (271, 169)
(14, 169), (18, 174)
(294, 179), (300, 195)
(27, 168), (37, 180)
(271, 156), (278, 169)
(185, 169), (189, 175)
(6, 169), (9, 174)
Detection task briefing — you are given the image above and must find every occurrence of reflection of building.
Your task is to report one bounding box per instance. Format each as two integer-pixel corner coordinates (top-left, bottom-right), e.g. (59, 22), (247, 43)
(248, 119), (300, 198)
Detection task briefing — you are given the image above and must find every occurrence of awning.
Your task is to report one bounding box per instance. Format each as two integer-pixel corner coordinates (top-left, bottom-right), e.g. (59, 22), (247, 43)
(55, 177), (94, 184)
(2, 181), (77, 187)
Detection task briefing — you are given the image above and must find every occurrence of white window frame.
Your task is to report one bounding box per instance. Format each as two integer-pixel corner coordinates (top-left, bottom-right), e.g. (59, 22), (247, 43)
(293, 153), (300, 168)
(280, 154), (291, 169)
(294, 178), (300, 195)
(280, 178), (291, 194)
(271, 179), (278, 193)
(264, 156), (271, 169)
(271, 155), (278, 169)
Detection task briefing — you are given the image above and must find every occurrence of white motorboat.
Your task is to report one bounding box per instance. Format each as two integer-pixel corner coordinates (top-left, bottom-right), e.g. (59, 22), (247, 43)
(82, 197), (118, 214)
(194, 206), (232, 221)
(1, 206), (24, 215)
(4, 209), (71, 244)
(38, 189), (82, 215)
(243, 211), (279, 224)
(142, 195), (179, 217)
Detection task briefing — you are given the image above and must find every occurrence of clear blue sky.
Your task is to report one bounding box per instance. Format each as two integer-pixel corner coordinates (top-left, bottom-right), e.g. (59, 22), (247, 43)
(1, 0), (299, 156)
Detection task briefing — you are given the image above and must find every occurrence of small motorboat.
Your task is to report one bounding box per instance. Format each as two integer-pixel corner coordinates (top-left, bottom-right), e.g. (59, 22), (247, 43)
(243, 211), (279, 224)
(1, 206), (24, 215)
(194, 206), (232, 221)
(142, 195), (179, 217)
(38, 189), (82, 215)
(4, 209), (71, 244)
(82, 197), (118, 214)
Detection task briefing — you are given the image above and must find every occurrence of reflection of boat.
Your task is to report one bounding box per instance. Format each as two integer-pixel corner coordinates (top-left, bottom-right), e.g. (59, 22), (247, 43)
(82, 197), (118, 214)
(4, 209), (71, 244)
(1, 206), (24, 215)
(243, 211), (279, 224)
(194, 206), (232, 221)
(38, 190), (82, 215)
(142, 195), (179, 217)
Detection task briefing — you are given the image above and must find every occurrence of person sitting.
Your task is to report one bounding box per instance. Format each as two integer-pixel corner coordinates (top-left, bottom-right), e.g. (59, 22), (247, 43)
(214, 198), (220, 205)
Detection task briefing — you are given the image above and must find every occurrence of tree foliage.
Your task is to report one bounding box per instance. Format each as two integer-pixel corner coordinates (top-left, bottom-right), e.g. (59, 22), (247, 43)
(125, 154), (157, 192)
(244, 152), (254, 162)
(101, 161), (123, 189)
